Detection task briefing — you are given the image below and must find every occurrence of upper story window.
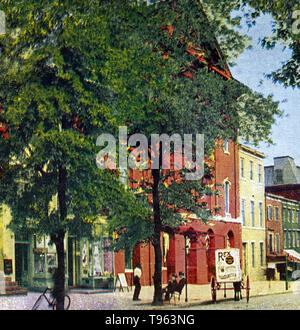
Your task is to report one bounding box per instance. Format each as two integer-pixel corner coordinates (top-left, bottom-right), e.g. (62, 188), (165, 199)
(275, 207), (279, 220)
(224, 181), (230, 214)
(251, 201), (255, 226)
(289, 209), (293, 223)
(241, 199), (245, 226)
(240, 158), (244, 178)
(259, 202), (263, 227)
(258, 164), (262, 183)
(224, 139), (229, 153)
(267, 206), (272, 220)
(250, 161), (253, 180)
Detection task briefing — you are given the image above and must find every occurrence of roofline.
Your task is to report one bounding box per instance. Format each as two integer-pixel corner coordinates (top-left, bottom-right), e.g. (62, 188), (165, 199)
(239, 144), (265, 159)
(265, 192), (300, 204)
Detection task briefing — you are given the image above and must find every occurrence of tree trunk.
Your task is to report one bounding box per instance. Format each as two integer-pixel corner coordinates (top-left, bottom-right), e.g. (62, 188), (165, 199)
(151, 168), (163, 306)
(52, 230), (65, 310)
(51, 165), (67, 310)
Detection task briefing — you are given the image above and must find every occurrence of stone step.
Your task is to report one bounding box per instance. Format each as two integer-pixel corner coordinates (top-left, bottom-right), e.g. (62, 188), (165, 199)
(0, 277), (28, 296)
(0, 289), (27, 296)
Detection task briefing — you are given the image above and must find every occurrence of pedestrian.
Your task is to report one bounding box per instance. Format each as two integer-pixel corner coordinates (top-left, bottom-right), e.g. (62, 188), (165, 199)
(162, 273), (178, 301)
(133, 263), (142, 301)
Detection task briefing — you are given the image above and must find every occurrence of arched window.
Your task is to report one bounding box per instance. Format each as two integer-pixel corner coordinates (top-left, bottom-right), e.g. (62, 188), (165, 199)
(227, 230), (234, 248)
(207, 229), (215, 250)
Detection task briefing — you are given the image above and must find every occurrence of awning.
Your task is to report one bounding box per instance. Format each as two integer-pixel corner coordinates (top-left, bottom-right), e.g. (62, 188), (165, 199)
(284, 249), (300, 263)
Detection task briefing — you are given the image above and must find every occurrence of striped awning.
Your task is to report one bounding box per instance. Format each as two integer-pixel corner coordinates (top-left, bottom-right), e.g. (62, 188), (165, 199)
(284, 249), (300, 263)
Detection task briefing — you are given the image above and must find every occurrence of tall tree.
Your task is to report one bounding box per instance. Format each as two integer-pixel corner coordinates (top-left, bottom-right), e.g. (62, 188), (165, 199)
(0, 0), (139, 309)
(106, 0), (281, 305)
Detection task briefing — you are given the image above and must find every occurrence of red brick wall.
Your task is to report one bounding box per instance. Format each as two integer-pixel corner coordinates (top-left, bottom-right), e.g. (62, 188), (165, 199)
(167, 219), (242, 284)
(265, 196), (283, 254)
(211, 140), (240, 220)
(114, 250), (125, 276)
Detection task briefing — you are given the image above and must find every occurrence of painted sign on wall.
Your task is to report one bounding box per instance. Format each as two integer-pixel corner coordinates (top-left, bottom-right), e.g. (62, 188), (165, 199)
(215, 248), (241, 282)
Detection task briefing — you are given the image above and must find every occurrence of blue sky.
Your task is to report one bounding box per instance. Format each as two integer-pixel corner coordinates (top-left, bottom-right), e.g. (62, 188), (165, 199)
(229, 13), (300, 167)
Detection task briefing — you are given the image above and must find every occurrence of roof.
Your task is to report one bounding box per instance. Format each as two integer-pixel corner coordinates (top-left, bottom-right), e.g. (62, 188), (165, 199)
(239, 144), (265, 159)
(284, 249), (300, 263)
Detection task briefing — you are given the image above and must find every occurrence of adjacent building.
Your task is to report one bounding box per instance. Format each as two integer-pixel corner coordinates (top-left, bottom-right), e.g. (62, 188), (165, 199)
(239, 145), (266, 281)
(265, 193), (286, 280)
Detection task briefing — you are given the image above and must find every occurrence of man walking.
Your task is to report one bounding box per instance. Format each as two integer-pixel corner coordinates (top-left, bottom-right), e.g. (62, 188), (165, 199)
(133, 264), (142, 301)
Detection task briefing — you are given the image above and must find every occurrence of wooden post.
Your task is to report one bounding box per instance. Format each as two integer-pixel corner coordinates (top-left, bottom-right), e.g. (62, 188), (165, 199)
(185, 235), (188, 302)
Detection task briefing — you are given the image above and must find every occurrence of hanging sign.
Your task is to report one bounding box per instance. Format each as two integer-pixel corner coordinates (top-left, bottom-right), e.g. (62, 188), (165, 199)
(215, 248), (241, 282)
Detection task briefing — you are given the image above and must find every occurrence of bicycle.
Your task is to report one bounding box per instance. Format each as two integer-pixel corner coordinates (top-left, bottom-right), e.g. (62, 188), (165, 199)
(32, 287), (71, 310)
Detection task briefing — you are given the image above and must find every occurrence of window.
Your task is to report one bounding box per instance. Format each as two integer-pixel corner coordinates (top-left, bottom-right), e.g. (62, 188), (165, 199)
(275, 207), (279, 221)
(225, 181), (230, 214)
(269, 234), (273, 253)
(240, 158), (244, 178)
(251, 242), (255, 267)
(292, 210), (295, 223)
(290, 231), (293, 248)
(284, 230), (287, 248)
(259, 203), (263, 227)
(251, 201), (255, 226)
(276, 234), (280, 253)
(283, 207), (287, 222)
(258, 165), (262, 183)
(267, 206), (272, 220)
(224, 139), (229, 153)
(297, 210), (300, 224)
(241, 200), (245, 226)
(250, 161), (253, 180)
(289, 209), (293, 223)
(260, 242), (264, 266)
(125, 248), (132, 269)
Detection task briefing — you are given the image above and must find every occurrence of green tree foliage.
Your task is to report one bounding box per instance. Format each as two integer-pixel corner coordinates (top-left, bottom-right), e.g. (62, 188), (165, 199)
(225, 0), (300, 87)
(0, 0), (140, 309)
(0, 0), (282, 307)
(103, 0), (281, 304)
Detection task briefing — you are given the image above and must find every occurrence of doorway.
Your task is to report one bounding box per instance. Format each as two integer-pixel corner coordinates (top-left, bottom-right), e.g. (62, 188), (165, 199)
(242, 242), (248, 277)
(15, 243), (29, 287)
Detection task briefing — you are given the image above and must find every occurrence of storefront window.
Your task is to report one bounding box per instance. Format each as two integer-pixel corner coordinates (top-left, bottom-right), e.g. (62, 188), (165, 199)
(33, 236), (57, 275)
(86, 238), (113, 277)
(34, 253), (45, 274)
(47, 254), (57, 274)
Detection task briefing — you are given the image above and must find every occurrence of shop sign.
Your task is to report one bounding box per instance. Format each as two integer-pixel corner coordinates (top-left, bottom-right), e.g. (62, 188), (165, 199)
(4, 259), (13, 275)
(33, 247), (48, 254)
(215, 248), (241, 282)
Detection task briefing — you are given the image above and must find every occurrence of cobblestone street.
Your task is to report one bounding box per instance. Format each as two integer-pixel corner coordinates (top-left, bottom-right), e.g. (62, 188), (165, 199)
(0, 291), (141, 310)
(1, 288), (300, 310)
(180, 291), (300, 310)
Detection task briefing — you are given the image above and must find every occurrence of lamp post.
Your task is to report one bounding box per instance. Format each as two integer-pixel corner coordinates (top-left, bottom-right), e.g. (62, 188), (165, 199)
(285, 255), (288, 291)
(184, 235), (188, 302)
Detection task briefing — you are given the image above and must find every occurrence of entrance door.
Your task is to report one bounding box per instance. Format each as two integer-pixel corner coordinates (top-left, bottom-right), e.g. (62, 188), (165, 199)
(242, 242), (248, 277)
(15, 243), (29, 286)
(68, 238), (74, 287)
(68, 238), (81, 287)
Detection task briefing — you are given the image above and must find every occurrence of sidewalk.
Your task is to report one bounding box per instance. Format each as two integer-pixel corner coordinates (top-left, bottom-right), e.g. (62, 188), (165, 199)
(113, 280), (300, 309)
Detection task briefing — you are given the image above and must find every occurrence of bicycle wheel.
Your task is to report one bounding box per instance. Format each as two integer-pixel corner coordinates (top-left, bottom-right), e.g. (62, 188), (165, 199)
(64, 295), (71, 310)
(32, 295), (43, 310)
(52, 295), (71, 310)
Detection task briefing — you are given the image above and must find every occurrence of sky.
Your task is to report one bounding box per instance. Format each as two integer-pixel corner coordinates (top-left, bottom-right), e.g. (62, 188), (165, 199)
(228, 13), (300, 167)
